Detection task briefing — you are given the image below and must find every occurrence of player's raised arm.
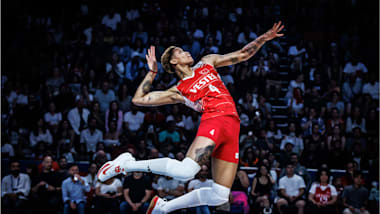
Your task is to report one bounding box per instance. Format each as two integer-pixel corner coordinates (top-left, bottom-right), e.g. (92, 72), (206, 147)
(132, 46), (184, 106)
(202, 21), (285, 68)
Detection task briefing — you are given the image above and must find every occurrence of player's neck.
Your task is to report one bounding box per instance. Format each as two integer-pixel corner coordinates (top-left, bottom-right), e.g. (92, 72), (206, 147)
(176, 65), (193, 80)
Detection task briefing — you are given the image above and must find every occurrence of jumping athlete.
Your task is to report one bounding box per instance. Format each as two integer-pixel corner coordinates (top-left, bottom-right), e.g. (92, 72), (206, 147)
(97, 21), (284, 214)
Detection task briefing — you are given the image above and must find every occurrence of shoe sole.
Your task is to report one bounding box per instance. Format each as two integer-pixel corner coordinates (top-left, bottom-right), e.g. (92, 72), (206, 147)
(146, 196), (159, 214)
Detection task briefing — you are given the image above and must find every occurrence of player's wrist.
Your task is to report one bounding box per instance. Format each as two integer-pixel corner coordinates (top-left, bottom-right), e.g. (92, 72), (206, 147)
(149, 70), (158, 74)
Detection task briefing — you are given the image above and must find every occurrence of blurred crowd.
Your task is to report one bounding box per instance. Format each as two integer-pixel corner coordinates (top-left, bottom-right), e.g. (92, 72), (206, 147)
(2, 0), (379, 214)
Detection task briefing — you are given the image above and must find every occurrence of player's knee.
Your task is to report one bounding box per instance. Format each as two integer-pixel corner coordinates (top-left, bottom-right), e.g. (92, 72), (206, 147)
(210, 183), (230, 205)
(169, 158), (200, 181)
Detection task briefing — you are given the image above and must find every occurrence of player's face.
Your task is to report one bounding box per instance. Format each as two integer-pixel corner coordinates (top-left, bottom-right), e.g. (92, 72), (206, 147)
(171, 48), (194, 66)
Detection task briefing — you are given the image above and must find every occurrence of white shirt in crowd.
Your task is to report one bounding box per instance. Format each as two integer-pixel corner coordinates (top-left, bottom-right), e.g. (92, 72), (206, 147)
(126, 9), (140, 21)
(184, 115), (200, 131)
(80, 129), (103, 153)
(280, 134), (304, 154)
(155, 177), (185, 200)
(95, 178), (122, 194)
(83, 174), (98, 189)
(1, 173), (31, 200)
(343, 62), (368, 74)
(101, 13), (121, 31)
(1, 143), (15, 157)
(309, 183), (338, 196)
(288, 46), (309, 59)
(124, 111), (145, 131)
(44, 112), (62, 126)
(279, 174), (306, 197)
(362, 82), (379, 100)
(68, 107), (90, 135)
(29, 130), (53, 147)
(187, 179), (213, 191)
(7, 91), (28, 105)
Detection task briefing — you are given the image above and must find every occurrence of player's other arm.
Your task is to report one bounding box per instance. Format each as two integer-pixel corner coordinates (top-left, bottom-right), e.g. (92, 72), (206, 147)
(132, 45), (185, 106)
(202, 21), (284, 68)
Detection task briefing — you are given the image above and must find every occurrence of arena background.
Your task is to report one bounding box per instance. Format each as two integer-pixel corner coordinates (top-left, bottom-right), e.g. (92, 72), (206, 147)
(2, 0), (379, 214)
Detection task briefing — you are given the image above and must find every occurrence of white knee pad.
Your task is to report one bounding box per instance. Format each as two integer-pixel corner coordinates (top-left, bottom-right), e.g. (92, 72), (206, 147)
(149, 157), (200, 181)
(196, 183), (230, 206)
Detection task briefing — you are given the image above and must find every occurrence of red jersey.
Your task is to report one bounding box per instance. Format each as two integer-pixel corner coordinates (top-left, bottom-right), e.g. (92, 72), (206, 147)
(311, 183), (337, 204)
(176, 62), (239, 121)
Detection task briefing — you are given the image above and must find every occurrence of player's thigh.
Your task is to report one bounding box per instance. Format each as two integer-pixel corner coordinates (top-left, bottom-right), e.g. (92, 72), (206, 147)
(211, 157), (238, 188)
(186, 136), (216, 166)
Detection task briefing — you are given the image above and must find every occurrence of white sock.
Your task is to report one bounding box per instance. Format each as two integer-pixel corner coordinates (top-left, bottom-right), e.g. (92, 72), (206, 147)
(125, 157), (200, 181)
(161, 182), (230, 213)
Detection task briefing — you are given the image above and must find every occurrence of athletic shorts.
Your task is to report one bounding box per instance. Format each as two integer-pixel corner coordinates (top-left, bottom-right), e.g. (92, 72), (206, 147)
(196, 115), (240, 163)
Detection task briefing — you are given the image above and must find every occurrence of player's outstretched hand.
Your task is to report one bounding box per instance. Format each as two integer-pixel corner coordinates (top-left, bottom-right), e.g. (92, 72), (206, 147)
(146, 46), (158, 73)
(263, 21), (285, 41)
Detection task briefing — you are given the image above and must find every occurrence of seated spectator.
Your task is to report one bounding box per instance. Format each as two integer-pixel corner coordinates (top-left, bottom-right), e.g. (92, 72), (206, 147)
(1, 159), (31, 214)
(56, 156), (70, 184)
(365, 108), (378, 137)
(30, 156), (61, 214)
(255, 128), (274, 155)
(79, 85), (94, 108)
(278, 142), (295, 167)
(117, 83), (132, 112)
(80, 117), (103, 154)
(362, 75), (379, 100)
(308, 168), (338, 214)
(1, 140), (15, 158)
(342, 75), (362, 102)
(158, 121), (181, 145)
(106, 53), (125, 78)
(301, 107), (326, 136)
(83, 162), (98, 189)
(94, 81), (116, 113)
(187, 165), (214, 214)
(342, 171), (370, 214)
(90, 101), (105, 131)
(288, 40), (308, 62)
(61, 165), (91, 214)
(95, 177), (123, 214)
(46, 67), (65, 93)
(29, 118), (53, 148)
(327, 125), (346, 152)
(346, 106), (366, 134)
(280, 153), (311, 187)
(120, 172), (152, 214)
(276, 162), (306, 214)
(231, 169), (250, 214)
(125, 53), (145, 81)
(326, 108), (345, 135)
(123, 105), (145, 134)
(101, 8), (121, 31)
(285, 74), (305, 103)
(104, 120), (121, 147)
(44, 102), (62, 129)
(240, 147), (259, 167)
(105, 101), (123, 133)
(327, 92), (345, 116)
(280, 122), (304, 156)
(343, 57), (368, 76)
(250, 164), (275, 214)
(287, 87), (304, 116)
(68, 96), (90, 135)
(56, 119), (75, 147)
(156, 176), (185, 201)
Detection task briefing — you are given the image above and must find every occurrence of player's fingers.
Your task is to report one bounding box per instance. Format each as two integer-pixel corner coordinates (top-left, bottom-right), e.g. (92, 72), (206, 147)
(152, 46), (156, 57)
(278, 25), (284, 32)
(276, 33), (284, 37)
(146, 55), (149, 62)
(147, 47), (151, 56)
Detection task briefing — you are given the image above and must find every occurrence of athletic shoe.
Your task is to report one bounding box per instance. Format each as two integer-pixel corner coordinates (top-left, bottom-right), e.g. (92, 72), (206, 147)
(146, 196), (166, 214)
(97, 152), (135, 182)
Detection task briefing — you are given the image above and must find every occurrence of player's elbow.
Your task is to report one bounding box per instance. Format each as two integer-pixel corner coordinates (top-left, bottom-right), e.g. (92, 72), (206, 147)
(132, 97), (143, 106)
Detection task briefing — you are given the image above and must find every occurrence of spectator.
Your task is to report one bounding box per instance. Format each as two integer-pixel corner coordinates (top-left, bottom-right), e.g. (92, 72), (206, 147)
(123, 105), (145, 134)
(1, 159), (31, 214)
(90, 101), (105, 130)
(187, 165), (214, 214)
(29, 118), (53, 148)
(94, 81), (116, 113)
(83, 162), (98, 189)
(327, 92), (345, 116)
(346, 106), (366, 134)
(250, 164), (275, 214)
(117, 83), (132, 112)
(44, 102), (62, 129)
(280, 153), (311, 188)
(240, 147), (259, 167)
(280, 122), (304, 156)
(125, 53), (145, 81)
(230, 169), (250, 214)
(56, 156), (70, 184)
(342, 75), (362, 102)
(80, 117), (103, 154)
(287, 87), (304, 116)
(362, 75), (379, 100)
(68, 97), (90, 135)
(308, 168), (338, 214)
(343, 57), (368, 76)
(342, 171), (370, 214)
(158, 121), (181, 145)
(61, 165), (91, 214)
(327, 125), (346, 152)
(105, 101), (123, 133)
(95, 177), (123, 214)
(120, 171), (153, 214)
(301, 107), (326, 136)
(276, 162), (306, 214)
(326, 108), (345, 134)
(101, 8), (121, 31)
(104, 120), (121, 147)
(285, 74), (305, 102)
(30, 156), (61, 214)
(156, 176), (185, 201)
